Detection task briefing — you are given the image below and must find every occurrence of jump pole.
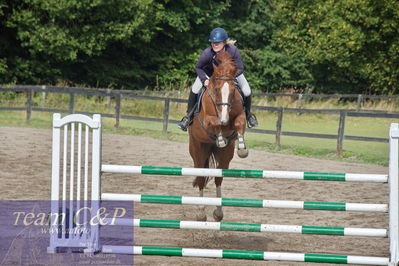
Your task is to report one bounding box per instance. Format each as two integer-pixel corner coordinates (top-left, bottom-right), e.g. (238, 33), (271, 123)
(102, 218), (387, 237)
(389, 123), (399, 264)
(101, 245), (389, 265)
(102, 165), (388, 182)
(101, 193), (388, 212)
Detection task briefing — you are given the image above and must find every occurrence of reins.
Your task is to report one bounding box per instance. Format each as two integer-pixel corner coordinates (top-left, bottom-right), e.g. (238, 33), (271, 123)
(215, 77), (235, 81)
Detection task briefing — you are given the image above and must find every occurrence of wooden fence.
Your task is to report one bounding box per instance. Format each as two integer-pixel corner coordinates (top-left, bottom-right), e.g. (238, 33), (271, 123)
(1, 85), (398, 155)
(253, 92), (399, 112)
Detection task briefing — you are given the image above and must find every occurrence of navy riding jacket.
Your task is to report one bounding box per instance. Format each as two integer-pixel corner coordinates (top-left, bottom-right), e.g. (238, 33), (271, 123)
(195, 44), (244, 84)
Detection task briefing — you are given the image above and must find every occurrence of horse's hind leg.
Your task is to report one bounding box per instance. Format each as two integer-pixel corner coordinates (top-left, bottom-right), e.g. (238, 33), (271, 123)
(213, 177), (224, 221)
(190, 141), (212, 221)
(208, 154), (223, 222)
(194, 176), (208, 221)
(212, 144), (234, 221)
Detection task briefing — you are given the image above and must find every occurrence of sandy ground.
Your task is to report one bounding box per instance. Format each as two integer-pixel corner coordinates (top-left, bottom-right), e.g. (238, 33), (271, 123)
(0, 126), (390, 266)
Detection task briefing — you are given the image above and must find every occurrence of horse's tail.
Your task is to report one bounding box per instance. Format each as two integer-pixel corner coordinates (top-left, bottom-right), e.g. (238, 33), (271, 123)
(192, 153), (216, 188)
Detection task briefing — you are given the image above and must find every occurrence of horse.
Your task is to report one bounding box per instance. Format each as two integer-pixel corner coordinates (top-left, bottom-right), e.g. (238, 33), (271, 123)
(188, 51), (248, 222)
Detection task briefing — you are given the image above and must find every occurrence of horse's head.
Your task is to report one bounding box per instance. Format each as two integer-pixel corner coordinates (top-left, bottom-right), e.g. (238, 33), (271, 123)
(210, 51), (238, 126)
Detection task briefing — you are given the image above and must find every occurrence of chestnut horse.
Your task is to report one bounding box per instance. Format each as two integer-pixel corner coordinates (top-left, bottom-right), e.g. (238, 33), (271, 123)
(188, 51), (248, 221)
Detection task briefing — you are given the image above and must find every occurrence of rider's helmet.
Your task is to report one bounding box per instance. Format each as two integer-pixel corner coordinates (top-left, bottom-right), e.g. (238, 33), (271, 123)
(209, 28), (228, 42)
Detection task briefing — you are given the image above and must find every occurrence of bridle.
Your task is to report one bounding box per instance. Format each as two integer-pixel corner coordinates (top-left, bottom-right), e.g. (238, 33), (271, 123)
(208, 77), (236, 108)
(195, 76), (239, 141)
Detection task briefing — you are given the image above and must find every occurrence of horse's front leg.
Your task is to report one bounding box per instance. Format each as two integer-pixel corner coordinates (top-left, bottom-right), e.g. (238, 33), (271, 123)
(205, 116), (227, 148)
(234, 112), (248, 158)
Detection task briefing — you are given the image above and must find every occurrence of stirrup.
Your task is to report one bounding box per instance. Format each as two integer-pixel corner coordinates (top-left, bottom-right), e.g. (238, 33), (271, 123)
(178, 116), (191, 131)
(246, 113), (258, 128)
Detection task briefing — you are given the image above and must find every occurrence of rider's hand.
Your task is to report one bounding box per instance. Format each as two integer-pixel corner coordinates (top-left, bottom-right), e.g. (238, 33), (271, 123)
(204, 79), (209, 87)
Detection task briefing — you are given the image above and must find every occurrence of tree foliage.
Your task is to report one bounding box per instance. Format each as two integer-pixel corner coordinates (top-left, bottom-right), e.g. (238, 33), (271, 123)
(0, 0), (397, 94)
(272, 0), (399, 94)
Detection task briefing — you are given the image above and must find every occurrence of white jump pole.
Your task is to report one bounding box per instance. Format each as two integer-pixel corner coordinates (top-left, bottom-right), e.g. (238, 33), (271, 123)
(389, 123), (399, 265)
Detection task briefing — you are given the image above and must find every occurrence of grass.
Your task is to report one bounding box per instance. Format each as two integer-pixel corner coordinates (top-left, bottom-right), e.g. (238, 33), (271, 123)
(255, 94), (399, 112)
(0, 109), (391, 166)
(0, 90), (396, 166)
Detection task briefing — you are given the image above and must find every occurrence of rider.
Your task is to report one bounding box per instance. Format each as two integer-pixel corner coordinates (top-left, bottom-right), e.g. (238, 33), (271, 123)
(178, 27), (258, 131)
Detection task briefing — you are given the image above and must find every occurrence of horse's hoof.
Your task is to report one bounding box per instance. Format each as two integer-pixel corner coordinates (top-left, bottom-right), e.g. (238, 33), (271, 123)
(237, 148), (249, 158)
(196, 214), (207, 221)
(213, 209), (224, 222)
(236, 134), (248, 158)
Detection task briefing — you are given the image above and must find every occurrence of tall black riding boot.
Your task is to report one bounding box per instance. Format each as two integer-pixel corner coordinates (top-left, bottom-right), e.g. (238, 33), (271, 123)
(178, 90), (198, 131)
(244, 95), (258, 128)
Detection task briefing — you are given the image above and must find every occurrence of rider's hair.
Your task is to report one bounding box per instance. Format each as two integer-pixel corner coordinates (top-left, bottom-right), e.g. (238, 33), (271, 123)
(226, 38), (236, 45)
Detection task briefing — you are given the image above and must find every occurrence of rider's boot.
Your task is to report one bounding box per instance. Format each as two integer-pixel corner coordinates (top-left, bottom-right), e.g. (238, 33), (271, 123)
(244, 95), (258, 128)
(178, 90), (198, 131)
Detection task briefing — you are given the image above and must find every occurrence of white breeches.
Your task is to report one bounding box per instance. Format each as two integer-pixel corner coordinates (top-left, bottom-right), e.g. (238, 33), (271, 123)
(191, 74), (251, 97)
(191, 76), (206, 94)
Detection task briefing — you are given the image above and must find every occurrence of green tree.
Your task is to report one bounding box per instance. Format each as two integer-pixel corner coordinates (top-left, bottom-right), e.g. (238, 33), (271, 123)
(220, 0), (312, 91)
(144, 0), (229, 89)
(1, 0), (229, 89)
(2, 0), (157, 85)
(272, 0), (399, 94)
(1, 0), (397, 94)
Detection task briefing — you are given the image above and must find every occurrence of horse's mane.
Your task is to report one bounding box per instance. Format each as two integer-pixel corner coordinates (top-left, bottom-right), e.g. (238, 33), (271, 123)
(213, 51), (237, 77)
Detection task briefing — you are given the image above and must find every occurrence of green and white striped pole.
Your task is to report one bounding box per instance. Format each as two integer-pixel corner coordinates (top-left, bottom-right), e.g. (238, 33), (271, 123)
(101, 245), (389, 265)
(101, 193), (388, 212)
(101, 165), (388, 182)
(102, 218), (387, 237)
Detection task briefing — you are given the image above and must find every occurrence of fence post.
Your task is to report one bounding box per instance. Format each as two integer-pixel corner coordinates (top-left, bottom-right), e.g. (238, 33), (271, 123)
(162, 99), (170, 135)
(296, 94), (303, 115)
(106, 88), (111, 109)
(41, 85), (46, 106)
(336, 111), (346, 155)
(275, 107), (283, 150)
(115, 93), (121, 128)
(356, 94), (363, 112)
(69, 91), (75, 114)
(26, 87), (33, 123)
